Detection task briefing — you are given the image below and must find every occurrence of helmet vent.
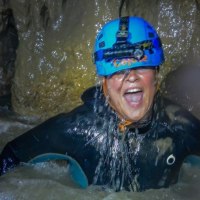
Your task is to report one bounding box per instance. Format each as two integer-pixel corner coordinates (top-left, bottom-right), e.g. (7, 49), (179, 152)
(147, 25), (152, 29)
(99, 41), (105, 48)
(98, 34), (103, 41)
(148, 32), (154, 38)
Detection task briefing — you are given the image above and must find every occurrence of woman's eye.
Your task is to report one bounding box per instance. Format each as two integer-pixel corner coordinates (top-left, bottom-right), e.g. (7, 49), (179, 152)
(115, 71), (127, 75)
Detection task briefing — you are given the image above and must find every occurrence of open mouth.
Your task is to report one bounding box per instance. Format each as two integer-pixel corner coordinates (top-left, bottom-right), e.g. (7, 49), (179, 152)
(124, 88), (143, 105)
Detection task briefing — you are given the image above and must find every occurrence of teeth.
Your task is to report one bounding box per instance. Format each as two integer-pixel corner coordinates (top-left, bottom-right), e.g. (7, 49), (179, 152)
(126, 88), (141, 93)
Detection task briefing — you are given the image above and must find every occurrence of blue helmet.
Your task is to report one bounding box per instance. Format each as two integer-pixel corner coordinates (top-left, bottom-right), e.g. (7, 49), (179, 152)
(93, 16), (164, 76)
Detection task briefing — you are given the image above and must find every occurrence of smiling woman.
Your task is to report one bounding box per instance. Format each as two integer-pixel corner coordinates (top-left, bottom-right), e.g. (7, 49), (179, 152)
(1, 16), (200, 193)
(94, 16), (163, 127)
(104, 67), (157, 123)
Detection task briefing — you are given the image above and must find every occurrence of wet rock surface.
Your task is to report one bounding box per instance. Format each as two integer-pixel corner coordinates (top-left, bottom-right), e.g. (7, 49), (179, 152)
(0, 7), (18, 107)
(161, 60), (200, 119)
(0, 0), (199, 119)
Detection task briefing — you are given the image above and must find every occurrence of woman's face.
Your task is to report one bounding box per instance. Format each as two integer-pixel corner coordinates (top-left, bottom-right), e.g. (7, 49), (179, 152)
(105, 67), (157, 122)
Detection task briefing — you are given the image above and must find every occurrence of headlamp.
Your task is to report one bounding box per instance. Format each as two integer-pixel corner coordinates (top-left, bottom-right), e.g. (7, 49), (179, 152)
(94, 40), (153, 62)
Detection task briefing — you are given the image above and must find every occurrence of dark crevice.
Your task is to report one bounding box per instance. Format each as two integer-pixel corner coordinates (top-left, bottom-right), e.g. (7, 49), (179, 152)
(119, 0), (126, 17)
(40, 3), (50, 29)
(0, 8), (18, 109)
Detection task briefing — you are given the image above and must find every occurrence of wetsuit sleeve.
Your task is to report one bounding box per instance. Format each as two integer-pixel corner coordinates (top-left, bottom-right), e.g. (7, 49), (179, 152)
(179, 110), (200, 156)
(0, 111), (84, 175)
(188, 117), (200, 156)
(0, 143), (20, 175)
(163, 97), (200, 157)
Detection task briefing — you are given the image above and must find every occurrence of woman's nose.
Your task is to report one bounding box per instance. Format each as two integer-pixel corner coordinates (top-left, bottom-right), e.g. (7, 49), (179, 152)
(126, 69), (139, 82)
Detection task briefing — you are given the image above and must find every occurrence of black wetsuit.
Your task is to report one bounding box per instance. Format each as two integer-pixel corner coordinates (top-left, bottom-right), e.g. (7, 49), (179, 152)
(1, 86), (200, 191)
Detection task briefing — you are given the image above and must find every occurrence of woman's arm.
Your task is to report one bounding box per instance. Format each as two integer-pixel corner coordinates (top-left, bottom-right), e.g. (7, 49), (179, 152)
(0, 110), (83, 175)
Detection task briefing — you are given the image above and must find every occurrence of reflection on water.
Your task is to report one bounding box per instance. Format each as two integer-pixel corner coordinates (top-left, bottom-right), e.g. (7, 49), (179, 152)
(1, 111), (200, 199)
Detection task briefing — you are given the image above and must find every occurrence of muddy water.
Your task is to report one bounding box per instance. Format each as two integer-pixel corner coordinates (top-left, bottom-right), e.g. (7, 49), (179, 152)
(1, 162), (200, 200)
(0, 111), (200, 200)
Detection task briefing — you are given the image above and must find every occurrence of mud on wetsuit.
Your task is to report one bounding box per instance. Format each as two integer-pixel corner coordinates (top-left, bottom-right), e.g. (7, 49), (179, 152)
(1, 86), (200, 192)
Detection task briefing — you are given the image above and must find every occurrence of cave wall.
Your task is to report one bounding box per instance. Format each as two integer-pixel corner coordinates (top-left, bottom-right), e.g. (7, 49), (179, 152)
(0, 0), (199, 118)
(0, 3), (18, 106)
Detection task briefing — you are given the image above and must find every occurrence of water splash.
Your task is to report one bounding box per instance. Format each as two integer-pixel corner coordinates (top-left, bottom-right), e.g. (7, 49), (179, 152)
(82, 87), (147, 191)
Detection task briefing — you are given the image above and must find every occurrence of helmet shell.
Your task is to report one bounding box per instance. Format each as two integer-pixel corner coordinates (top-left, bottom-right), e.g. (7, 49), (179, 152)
(94, 16), (164, 76)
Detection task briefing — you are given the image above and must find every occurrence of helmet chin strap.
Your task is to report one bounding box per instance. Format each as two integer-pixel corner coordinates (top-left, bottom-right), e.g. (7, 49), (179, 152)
(102, 78), (133, 133)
